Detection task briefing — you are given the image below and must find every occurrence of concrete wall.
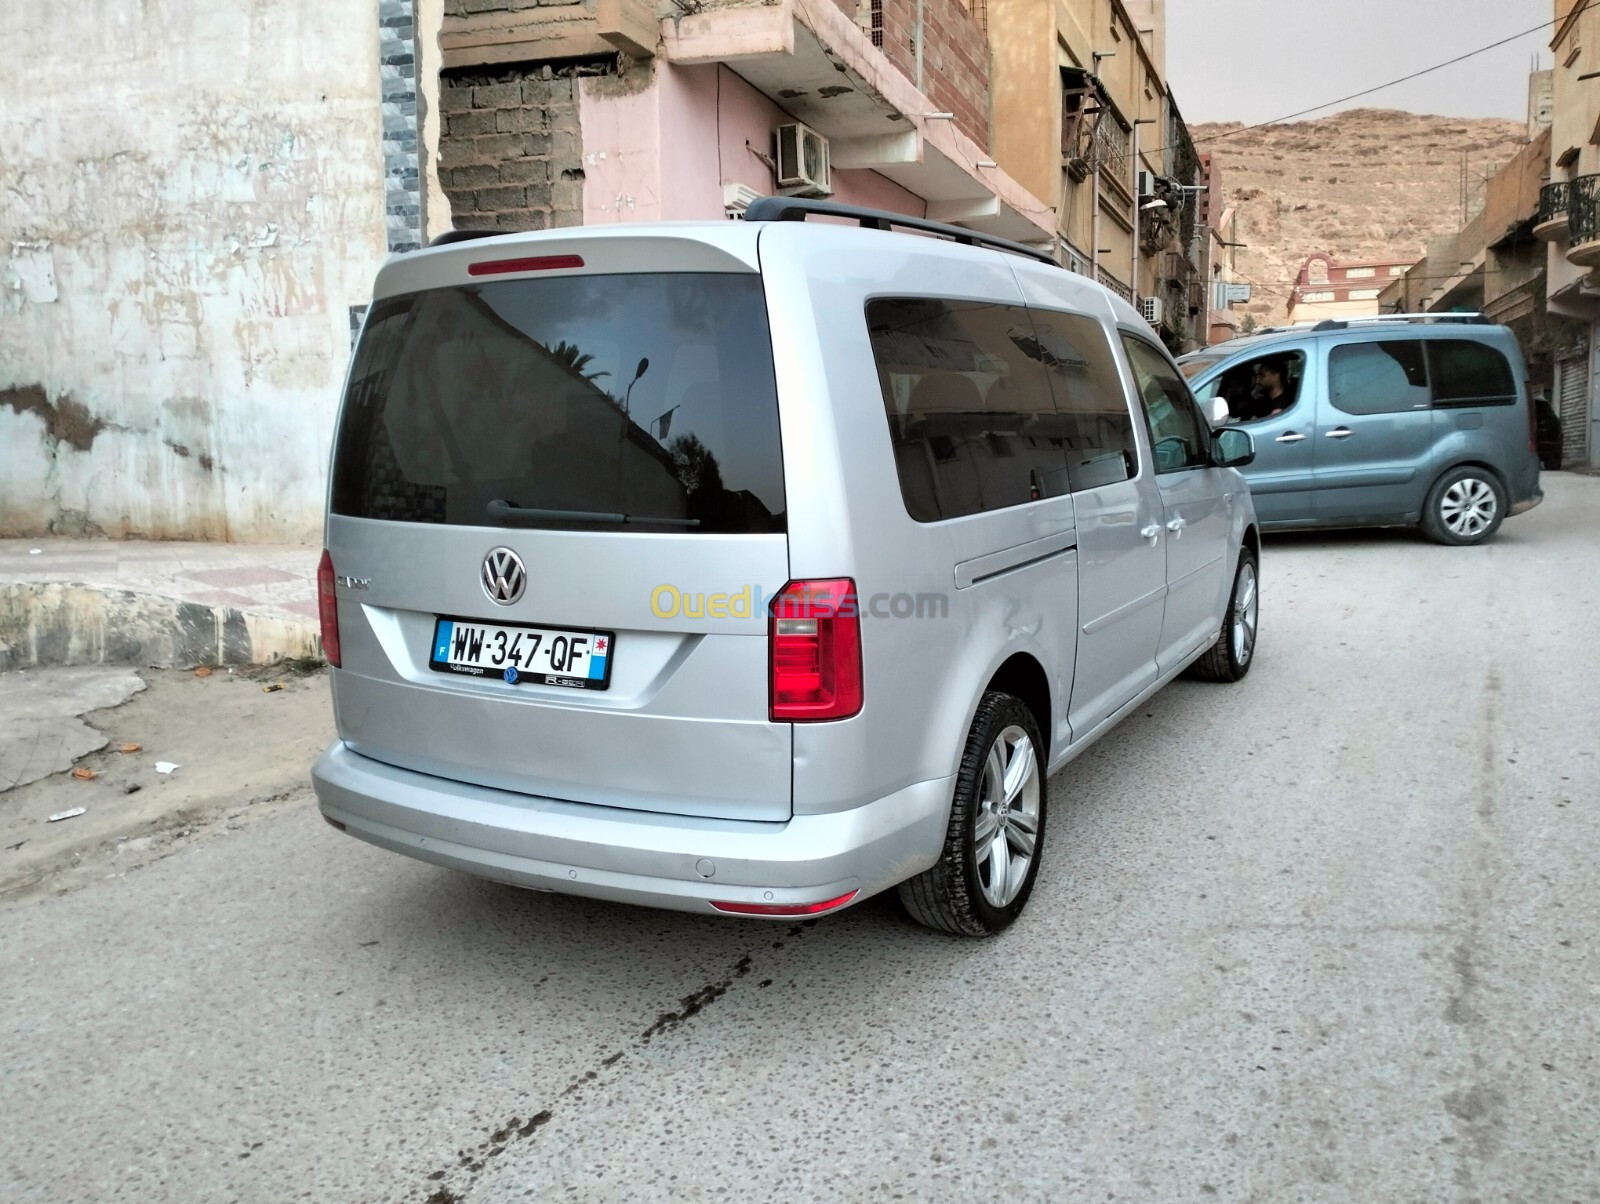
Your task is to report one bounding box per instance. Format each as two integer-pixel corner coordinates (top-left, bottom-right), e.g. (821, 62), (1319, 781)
(1, 0), (389, 543)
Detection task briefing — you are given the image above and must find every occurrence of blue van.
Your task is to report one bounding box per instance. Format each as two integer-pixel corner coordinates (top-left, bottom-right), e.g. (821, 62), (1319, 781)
(1178, 315), (1543, 545)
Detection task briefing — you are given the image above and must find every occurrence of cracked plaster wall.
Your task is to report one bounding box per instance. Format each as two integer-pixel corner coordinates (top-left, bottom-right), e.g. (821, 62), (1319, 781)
(1, 0), (391, 542)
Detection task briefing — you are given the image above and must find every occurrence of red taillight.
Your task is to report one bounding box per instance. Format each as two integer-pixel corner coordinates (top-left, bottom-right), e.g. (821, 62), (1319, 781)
(768, 578), (862, 722)
(709, 890), (859, 916)
(467, 254), (584, 277)
(317, 549), (341, 668)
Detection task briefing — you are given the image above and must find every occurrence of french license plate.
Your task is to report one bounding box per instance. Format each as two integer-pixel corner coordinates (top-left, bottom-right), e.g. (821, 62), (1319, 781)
(429, 617), (614, 690)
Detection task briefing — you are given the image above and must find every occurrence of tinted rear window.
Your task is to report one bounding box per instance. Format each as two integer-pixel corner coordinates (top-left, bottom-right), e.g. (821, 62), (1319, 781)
(866, 298), (1071, 523)
(1427, 339), (1517, 407)
(332, 273), (785, 533)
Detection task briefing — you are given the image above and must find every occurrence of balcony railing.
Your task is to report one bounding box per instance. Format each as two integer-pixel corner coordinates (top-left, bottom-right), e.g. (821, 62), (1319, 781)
(1536, 180), (1572, 242)
(1540, 181), (1570, 224)
(1566, 174), (1600, 266)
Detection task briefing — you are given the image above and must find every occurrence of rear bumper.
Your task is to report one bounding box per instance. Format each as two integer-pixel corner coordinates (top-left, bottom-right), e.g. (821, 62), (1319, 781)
(312, 742), (952, 917)
(1511, 487), (1543, 516)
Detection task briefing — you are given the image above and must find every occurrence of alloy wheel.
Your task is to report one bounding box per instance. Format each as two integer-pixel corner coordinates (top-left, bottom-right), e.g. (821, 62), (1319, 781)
(1231, 560), (1259, 666)
(973, 725), (1042, 909)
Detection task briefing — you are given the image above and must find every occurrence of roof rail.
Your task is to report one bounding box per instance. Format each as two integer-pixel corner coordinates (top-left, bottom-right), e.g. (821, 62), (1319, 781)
(1311, 312), (1488, 331)
(428, 229), (504, 248)
(740, 196), (1059, 267)
(1244, 321), (1322, 337)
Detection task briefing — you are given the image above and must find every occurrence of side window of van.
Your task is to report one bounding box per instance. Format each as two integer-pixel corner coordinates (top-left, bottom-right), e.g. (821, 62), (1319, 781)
(1025, 309), (1139, 490)
(1427, 340), (1517, 407)
(1328, 340), (1430, 415)
(1121, 335), (1212, 474)
(866, 298), (1070, 523)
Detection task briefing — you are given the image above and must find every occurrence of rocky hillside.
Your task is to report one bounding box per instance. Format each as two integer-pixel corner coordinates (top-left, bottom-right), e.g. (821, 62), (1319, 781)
(1192, 109), (1530, 322)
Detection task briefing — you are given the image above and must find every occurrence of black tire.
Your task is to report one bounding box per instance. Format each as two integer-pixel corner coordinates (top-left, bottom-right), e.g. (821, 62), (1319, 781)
(1188, 550), (1259, 683)
(1421, 466), (1506, 546)
(898, 692), (1048, 937)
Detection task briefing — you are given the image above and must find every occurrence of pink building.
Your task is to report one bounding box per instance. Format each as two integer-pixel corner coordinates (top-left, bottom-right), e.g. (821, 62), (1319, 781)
(1286, 251), (1415, 323)
(430, 0), (1054, 248)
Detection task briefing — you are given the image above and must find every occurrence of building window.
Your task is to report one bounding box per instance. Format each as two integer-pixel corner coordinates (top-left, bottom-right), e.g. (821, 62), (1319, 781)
(1094, 117), (1130, 181)
(870, 0), (883, 48)
(1300, 290), (1336, 303)
(1349, 288), (1381, 300)
(1346, 266), (1377, 279)
(1389, 265), (1404, 276)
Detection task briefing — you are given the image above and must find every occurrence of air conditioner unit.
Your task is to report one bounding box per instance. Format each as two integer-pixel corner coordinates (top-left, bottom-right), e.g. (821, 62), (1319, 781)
(723, 183), (764, 219)
(1137, 170), (1157, 199)
(1140, 295), (1165, 325)
(776, 122), (832, 197)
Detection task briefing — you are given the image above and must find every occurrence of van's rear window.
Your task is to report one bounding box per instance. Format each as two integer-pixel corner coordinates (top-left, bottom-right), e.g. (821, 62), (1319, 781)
(332, 273), (785, 533)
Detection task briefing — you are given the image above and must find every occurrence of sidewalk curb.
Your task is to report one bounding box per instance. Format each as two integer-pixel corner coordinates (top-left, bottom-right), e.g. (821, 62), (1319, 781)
(0, 582), (320, 669)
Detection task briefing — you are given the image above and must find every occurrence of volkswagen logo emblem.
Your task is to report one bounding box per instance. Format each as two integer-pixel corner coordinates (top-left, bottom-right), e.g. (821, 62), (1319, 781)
(481, 547), (526, 606)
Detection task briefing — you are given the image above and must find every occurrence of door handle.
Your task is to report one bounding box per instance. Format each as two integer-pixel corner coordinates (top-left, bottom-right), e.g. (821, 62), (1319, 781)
(1325, 427), (1354, 439)
(1275, 432), (1307, 444)
(1140, 524), (1161, 545)
(1166, 517), (1186, 537)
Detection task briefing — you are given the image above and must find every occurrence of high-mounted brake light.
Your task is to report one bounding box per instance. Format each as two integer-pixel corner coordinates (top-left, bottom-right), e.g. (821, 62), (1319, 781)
(467, 254), (585, 277)
(769, 578), (862, 722)
(317, 549), (341, 668)
(709, 890), (859, 916)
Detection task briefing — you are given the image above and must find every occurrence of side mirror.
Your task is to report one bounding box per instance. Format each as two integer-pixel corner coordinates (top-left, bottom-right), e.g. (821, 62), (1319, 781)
(1212, 427), (1255, 468)
(1207, 397), (1232, 427)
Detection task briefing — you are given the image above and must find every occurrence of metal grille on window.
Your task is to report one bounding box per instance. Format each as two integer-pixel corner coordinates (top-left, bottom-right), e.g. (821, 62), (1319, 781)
(870, 0), (883, 48)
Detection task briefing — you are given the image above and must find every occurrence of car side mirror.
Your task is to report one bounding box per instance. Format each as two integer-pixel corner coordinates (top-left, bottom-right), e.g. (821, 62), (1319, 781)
(1212, 427), (1255, 468)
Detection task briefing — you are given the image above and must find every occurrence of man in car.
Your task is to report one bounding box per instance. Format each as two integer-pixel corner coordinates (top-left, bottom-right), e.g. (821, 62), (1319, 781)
(1234, 358), (1293, 423)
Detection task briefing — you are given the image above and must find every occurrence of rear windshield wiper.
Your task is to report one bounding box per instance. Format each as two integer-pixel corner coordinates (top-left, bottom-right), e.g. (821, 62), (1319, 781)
(486, 500), (700, 527)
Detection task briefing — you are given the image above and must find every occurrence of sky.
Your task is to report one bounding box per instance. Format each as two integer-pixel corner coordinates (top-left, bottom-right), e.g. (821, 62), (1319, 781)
(1165, 0), (1554, 127)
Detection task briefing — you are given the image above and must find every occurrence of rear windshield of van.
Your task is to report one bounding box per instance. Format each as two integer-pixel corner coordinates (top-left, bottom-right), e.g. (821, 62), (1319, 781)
(332, 273), (786, 533)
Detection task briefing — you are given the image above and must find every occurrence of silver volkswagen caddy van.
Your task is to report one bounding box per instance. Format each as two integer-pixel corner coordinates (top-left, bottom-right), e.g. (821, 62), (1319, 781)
(1177, 316), (1543, 545)
(312, 199), (1261, 936)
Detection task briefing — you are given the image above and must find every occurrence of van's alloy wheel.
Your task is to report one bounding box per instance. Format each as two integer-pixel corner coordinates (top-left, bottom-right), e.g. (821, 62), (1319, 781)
(1188, 550), (1259, 683)
(1422, 466), (1506, 546)
(898, 692), (1047, 937)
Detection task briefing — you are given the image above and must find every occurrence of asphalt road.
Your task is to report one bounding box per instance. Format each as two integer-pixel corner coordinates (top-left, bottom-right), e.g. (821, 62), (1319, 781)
(3, 475), (1598, 1203)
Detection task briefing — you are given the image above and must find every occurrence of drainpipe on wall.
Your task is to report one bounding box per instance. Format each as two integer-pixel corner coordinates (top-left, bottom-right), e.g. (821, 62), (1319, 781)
(1089, 55), (1113, 285)
(1090, 146), (1101, 284)
(1132, 118), (1156, 307)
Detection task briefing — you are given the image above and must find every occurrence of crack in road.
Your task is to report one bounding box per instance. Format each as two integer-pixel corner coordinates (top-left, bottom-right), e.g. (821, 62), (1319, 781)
(414, 926), (810, 1203)
(1442, 662), (1510, 1192)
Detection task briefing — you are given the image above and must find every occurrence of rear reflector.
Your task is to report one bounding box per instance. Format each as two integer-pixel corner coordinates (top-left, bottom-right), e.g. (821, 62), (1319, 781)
(467, 254), (584, 277)
(710, 890), (859, 917)
(317, 549), (341, 668)
(769, 578), (863, 722)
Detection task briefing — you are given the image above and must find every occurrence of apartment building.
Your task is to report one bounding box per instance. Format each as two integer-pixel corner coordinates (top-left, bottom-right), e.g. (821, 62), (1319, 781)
(1535, 0), (1600, 468)
(987, 0), (1204, 350)
(433, 0), (1053, 246)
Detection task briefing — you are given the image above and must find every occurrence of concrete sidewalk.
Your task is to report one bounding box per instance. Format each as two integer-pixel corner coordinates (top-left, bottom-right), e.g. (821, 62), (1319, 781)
(0, 540), (320, 668)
